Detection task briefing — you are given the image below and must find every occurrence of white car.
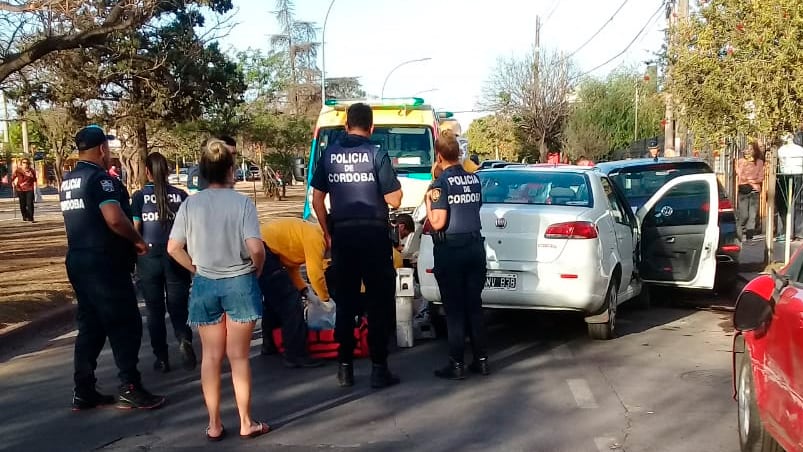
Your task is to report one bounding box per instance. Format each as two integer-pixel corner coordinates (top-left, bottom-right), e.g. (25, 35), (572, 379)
(417, 166), (720, 339)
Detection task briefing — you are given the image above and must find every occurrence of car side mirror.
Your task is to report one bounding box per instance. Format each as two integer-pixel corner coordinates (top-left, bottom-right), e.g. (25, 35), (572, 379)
(733, 291), (774, 332)
(770, 269), (789, 294)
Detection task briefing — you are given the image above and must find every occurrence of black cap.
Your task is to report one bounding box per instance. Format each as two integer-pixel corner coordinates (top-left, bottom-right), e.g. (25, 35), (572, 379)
(648, 139), (659, 148)
(75, 125), (115, 151)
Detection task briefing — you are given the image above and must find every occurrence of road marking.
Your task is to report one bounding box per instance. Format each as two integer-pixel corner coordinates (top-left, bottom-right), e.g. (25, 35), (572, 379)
(567, 378), (598, 409)
(551, 343), (574, 360)
(594, 437), (621, 451)
(489, 342), (539, 362)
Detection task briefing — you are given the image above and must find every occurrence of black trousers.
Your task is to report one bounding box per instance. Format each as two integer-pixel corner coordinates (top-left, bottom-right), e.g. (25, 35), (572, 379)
(258, 244), (308, 360)
(433, 235), (488, 363)
(136, 244), (192, 360)
(17, 190), (34, 221)
(331, 224), (395, 364)
(66, 250), (143, 391)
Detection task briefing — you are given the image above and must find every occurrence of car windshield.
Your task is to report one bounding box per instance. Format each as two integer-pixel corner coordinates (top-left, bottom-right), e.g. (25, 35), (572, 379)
(317, 126), (434, 173)
(608, 163), (711, 207)
(479, 170), (592, 206)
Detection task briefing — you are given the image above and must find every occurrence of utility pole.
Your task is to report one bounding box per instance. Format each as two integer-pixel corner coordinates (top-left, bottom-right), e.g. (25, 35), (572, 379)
(534, 14), (542, 161)
(665, 0), (689, 157)
(634, 82), (640, 142)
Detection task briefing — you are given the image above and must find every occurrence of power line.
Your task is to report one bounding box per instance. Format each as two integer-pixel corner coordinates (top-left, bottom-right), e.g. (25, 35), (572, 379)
(564, 0), (630, 60)
(571, 1), (666, 81)
(542, 0), (562, 26)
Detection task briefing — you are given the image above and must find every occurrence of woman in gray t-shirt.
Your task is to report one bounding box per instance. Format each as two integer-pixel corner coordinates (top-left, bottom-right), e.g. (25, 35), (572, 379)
(168, 138), (269, 440)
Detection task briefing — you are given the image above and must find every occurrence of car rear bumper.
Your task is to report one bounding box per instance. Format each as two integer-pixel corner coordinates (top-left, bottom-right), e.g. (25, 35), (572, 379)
(419, 262), (608, 314)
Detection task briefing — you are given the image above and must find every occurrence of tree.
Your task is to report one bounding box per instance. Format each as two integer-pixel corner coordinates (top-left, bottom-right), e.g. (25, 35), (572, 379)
(0, 0), (232, 84)
(669, 0), (803, 143)
(465, 115), (521, 162)
(30, 107), (85, 185)
(325, 77), (365, 100)
(482, 49), (578, 162)
(565, 67), (663, 161)
(271, 0), (320, 116)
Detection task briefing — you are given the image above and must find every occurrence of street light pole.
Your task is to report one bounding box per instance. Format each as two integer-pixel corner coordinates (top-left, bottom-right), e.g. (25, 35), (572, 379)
(320, 0), (336, 106)
(380, 57), (432, 99)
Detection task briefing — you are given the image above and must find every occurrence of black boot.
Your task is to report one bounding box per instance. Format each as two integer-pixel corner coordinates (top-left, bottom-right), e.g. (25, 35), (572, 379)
(434, 359), (466, 380)
(72, 387), (116, 411)
(370, 363), (400, 389)
(179, 339), (197, 371)
(468, 357), (491, 376)
(337, 363), (354, 387)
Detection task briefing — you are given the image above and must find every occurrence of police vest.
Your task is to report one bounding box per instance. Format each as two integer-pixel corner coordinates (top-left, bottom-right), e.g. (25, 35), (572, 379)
(442, 166), (482, 234)
(324, 141), (387, 222)
(60, 161), (131, 254)
(135, 184), (187, 245)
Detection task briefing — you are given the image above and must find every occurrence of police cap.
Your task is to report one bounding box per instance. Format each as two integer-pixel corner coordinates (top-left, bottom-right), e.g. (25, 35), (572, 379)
(75, 125), (115, 151)
(648, 139), (659, 148)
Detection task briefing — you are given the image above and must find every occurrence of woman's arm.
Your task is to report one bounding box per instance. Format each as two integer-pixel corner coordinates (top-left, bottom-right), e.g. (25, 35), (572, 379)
(245, 238), (265, 277)
(167, 239), (195, 274)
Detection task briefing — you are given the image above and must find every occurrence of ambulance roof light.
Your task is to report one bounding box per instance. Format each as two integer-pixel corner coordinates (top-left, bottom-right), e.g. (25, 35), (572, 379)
(324, 97), (425, 107)
(437, 111), (454, 119)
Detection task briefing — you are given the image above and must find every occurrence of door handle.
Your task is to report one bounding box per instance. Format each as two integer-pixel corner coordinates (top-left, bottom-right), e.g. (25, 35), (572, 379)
(665, 237), (676, 243)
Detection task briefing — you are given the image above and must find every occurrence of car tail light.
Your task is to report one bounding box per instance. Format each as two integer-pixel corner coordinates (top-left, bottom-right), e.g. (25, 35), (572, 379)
(544, 221), (598, 239)
(719, 198), (734, 212)
(721, 244), (741, 253)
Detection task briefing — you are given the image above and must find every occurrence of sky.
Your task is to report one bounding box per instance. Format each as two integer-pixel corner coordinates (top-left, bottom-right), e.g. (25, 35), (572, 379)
(215, 0), (668, 130)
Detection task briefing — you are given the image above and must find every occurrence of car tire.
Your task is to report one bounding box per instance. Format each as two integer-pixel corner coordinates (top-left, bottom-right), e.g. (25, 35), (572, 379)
(737, 351), (784, 452)
(588, 279), (618, 340)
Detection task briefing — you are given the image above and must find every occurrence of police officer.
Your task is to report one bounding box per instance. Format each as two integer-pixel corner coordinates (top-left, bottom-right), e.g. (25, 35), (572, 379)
(310, 102), (403, 388)
(426, 131), (490, 380)
(131, 152), (196, 373)
(62, 125), (166, 410)
(187, 135), (237, 192)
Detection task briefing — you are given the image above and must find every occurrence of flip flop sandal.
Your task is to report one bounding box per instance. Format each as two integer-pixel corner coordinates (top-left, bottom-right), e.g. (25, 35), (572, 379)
(240, 421), (270, 439)
(206, 426), (226, 442)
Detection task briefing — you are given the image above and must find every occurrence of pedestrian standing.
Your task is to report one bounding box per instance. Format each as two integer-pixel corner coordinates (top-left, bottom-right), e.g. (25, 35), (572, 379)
(736, 141), (765, 241)
(310, 102), (404, 389)
(425, 131), (490, 380)
(11, 158), (36, 222)
(644, 139), (661, 159)
(131, 152), (196, 373)
(167, 138), (268, 441)
(62, 125), (166, 411)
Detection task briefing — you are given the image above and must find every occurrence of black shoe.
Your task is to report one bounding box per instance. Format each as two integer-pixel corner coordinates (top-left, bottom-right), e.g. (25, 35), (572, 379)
(153, 358), (171, 373)
(72, 387), (116, 411)
(371, 364), (401, 388)
(260, 341), (279, 356)
(117, 384), (166, 410)
(468, 357), (491, 376)
(283, 356), (325, 369)
(337, 363), (354, 387)
(434, 360), (466, 380)
(180, 340), (197, 371)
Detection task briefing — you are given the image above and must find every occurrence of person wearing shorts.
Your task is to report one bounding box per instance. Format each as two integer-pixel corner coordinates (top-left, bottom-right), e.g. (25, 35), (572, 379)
(167, 138), (269, 441)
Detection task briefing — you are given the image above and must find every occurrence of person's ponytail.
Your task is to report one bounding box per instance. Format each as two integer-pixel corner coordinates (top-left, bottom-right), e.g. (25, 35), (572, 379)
(145, 152), (175, 230)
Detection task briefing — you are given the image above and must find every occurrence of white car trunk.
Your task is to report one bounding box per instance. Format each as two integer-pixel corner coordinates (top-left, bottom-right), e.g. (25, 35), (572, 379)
(481, 205), (588, 263)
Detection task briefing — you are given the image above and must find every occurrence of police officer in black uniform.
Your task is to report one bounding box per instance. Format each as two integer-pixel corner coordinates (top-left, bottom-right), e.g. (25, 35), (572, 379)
(187, 135), (237, 192)
(426, 131), (490, 380)
(61, 125), (166, 410)
(310, 102), (403, 388)
(131, 152), (196, 373)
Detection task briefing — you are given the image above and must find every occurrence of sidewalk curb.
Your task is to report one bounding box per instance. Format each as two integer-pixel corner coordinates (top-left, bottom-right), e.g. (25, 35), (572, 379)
(0, 303), (76, 351)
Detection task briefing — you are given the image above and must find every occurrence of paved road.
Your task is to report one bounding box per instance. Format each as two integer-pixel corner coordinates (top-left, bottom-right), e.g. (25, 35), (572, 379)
(0, 291), (739, 452)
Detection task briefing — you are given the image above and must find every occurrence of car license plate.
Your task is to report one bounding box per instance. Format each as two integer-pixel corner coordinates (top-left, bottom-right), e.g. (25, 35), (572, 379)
(485, 273), (517, 290)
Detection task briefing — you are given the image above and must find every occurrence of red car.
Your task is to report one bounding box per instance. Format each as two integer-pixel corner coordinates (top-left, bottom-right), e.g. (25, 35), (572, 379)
(732, 250), (803, 452)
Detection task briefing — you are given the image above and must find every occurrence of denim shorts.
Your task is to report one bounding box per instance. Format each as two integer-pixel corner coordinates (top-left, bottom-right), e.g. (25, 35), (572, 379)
(188, 272), (263, 326)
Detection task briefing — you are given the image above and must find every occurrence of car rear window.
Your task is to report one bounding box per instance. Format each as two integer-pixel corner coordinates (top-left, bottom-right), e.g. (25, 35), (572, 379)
(479, 170), (592, 207)
(608, 162), (712, 203)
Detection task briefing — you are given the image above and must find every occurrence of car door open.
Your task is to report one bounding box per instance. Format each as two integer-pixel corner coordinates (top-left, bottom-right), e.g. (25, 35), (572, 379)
(636, 173), (719, 289)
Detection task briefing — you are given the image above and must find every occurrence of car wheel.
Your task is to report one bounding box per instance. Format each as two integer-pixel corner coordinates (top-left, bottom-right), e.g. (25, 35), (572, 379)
(737, 351), (783, 452)
(588, 279), (618, 340)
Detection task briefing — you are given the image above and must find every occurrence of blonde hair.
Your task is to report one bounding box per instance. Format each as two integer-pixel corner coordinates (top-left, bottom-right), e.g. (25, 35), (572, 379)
(200, 138), (234, 184)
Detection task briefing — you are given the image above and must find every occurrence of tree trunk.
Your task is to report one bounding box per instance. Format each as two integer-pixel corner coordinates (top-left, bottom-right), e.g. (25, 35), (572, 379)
(132, 118), (148, 189)
(54, 151), (64, 187)
(539, 133), (548, 163)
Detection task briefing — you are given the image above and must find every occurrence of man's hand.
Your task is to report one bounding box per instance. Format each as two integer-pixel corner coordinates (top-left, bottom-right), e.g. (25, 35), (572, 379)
(324, 231), (332, 250)
(134, 240), (148, 256)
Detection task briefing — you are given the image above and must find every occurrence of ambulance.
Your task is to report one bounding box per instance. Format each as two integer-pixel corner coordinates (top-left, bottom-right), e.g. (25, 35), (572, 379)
(302, 97), (440, 221)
